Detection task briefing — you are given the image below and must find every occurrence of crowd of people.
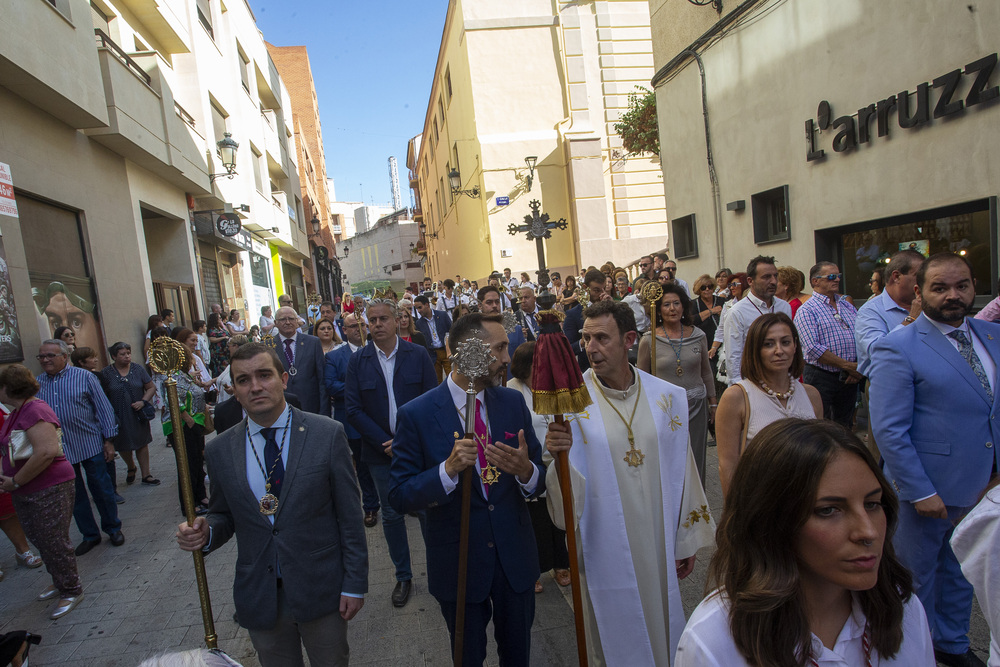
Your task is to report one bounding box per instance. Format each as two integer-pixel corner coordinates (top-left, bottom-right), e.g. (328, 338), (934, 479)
(0, 246), (997, 667)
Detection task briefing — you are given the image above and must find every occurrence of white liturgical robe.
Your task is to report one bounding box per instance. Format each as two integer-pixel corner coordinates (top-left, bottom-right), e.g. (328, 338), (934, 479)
(547, 367), (715, 666)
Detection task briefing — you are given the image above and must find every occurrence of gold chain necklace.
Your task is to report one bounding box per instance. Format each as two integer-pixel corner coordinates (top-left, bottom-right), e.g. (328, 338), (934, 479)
(594, 371), (645, 467)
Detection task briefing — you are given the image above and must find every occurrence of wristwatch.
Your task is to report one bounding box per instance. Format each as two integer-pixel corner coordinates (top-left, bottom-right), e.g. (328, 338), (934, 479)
(8, 478), (18, 491)
(902, 315), (916, 324)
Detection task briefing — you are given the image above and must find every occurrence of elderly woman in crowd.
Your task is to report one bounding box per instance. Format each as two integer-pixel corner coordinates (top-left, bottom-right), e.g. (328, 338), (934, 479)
(70, 347), (99, 372)
(507, 342), (571, 593)
(206, 313), (230, 377)
(0, 365), (83, 619)
(776, 266), (811, 318)
(676, 418), (934, 666)
(713, 268), (733, 299)
(638, 284), (716, 483)
(98, 342), (158, 487)
(714, 313), (823, 497)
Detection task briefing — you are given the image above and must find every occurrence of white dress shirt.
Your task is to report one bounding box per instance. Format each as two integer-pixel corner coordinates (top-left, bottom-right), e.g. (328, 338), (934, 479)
(951, 485), (1000, 667)
(375, 337), (399, 433)
(675, 591), (934, 666)
(437, 374), (539, 497)
(926, 315), (996, 392)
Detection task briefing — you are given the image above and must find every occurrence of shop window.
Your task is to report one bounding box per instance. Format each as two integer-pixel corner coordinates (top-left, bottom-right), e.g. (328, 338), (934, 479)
(250, 253), (270, 289)
(751, 185), (790, 244)
(832, 198), (996, 300)
(671, 214), (698, 259)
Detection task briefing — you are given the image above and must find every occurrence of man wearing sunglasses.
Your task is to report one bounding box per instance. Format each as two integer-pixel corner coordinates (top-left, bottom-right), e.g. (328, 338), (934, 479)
(793, 262), (863, 427)
(633, 255), (656, 287)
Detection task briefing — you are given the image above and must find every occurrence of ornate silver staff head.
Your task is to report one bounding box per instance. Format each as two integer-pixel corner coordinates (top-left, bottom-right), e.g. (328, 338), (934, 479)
(450, 335), (494, 389)
(500, 310), (518, 334)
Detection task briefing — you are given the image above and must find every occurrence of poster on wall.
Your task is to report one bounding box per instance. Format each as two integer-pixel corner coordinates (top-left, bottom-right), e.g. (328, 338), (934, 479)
(0, 164), (26, 363)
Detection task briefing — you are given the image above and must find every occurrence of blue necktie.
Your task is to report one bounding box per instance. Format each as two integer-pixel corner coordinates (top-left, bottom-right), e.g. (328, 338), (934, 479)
(949, 330), (993, 402)
(262, 427), (284, 499)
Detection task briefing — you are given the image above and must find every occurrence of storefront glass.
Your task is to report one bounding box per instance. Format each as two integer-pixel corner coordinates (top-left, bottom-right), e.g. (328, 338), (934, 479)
(837, 201), (994, 300)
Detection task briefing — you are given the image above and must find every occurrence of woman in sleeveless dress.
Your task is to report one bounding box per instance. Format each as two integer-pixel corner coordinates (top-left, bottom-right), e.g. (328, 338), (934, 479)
(714, 313), (823, 498)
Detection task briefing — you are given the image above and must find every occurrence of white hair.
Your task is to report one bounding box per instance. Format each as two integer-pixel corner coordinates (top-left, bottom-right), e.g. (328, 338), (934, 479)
(41, 339), (70, 355)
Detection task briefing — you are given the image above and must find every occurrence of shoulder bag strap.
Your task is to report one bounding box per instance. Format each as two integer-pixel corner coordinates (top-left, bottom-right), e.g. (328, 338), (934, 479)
(739, 383), (751, 454)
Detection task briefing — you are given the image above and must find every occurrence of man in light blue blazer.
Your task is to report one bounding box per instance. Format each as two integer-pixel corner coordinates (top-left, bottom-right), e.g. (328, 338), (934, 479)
(870, 252), (1000, 667)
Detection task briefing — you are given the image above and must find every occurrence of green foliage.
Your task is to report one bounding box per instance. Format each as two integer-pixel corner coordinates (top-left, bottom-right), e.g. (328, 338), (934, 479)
(613, 87), (659, 156)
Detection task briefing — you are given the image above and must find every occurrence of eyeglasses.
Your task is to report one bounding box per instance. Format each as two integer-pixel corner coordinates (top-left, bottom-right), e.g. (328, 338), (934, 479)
(275, 317), (299, 323)
(639, 263), (650, 268)
(666, 267), (677, 272)
(821, 273), (842, 281)
(36, 353), (62, 360)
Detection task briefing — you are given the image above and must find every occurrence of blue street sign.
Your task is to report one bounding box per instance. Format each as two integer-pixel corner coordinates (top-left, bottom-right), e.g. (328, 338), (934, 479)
(496, 196), (510, 206)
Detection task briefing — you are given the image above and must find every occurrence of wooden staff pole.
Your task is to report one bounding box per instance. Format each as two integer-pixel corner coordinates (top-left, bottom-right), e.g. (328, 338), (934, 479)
(554, 415), (589, 667)
(164, 376), (217, 649)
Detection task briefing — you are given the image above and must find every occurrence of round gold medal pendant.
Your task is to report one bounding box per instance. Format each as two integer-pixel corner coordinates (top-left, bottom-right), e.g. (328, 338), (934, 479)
(675, 365), (684, 377)
(259, 493), (279, 515)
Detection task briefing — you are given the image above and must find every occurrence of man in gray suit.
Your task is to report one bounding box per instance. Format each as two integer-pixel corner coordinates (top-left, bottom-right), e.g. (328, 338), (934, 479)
(177, 343), (367, 666)
(274, 306), (329, 415)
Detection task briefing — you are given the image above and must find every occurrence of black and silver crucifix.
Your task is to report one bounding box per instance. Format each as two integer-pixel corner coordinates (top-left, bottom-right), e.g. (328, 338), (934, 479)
(507, 199), (567, 276)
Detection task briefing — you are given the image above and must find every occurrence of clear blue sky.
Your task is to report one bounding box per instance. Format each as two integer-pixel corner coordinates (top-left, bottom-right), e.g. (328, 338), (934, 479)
(249, 1), (448, 207)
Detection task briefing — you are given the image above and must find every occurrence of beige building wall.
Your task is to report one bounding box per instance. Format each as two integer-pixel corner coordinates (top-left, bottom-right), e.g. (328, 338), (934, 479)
(415, 0), (669, 283)
(649, 0), (1000, 295)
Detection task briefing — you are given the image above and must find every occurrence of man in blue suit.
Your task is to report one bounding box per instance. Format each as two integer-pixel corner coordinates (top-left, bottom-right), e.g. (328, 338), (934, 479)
(477, 285), (526, 380)
(870, 252), (1000, 667)
(325, 312), (380, 528)
(414, 294), (452, 382)
(346, 299), (437, 608)
(389, 313), (546, 666)
(274, 307), (329, 416)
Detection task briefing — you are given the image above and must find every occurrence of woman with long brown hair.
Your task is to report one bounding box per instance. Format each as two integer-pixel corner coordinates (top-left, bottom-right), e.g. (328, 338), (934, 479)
(676, 418), (934, 666)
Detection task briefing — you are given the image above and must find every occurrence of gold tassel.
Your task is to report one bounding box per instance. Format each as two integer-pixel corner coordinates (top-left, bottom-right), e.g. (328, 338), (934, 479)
(533, 386), (593, 416)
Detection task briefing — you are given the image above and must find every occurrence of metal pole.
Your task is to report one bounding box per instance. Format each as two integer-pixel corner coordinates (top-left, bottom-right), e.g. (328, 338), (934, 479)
(165, 376), (218, 649)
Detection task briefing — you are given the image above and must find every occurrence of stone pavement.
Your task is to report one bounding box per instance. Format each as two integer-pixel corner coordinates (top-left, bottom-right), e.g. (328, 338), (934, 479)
(0, 430), (989, 665)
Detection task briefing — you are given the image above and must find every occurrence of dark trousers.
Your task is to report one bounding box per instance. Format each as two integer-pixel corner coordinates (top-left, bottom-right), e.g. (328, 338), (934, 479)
(72, 452), (122, 541)
(169, 424), (206, 512)
(803, 365), (859, 428)
(438, 552), (535, 667)
(526, 499), (569, 572)
(348, 438), (379, 513)
(368, 462), (425, 582)
(106, 459), (117, 492)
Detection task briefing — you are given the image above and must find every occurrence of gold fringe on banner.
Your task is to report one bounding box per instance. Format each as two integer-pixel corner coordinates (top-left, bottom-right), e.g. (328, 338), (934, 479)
(533, 385), (593, 416)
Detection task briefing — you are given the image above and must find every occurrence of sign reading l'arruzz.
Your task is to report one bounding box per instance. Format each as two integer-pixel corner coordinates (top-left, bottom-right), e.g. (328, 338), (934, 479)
(805, 53), (998, 161)
(0, 162), (17, 218)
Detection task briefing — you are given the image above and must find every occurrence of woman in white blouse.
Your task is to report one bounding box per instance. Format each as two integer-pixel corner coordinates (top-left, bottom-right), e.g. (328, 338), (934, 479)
(676, 418), (935, 667)
(951, 478), (1000, 666)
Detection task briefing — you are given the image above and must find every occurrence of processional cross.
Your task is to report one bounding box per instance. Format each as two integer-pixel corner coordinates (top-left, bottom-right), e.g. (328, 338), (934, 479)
(507, 199), (567, 274)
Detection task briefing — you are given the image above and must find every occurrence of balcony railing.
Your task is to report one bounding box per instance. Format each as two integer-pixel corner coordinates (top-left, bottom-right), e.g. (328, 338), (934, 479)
(94, 29), (150, 86)
(174, 101), (196, 129)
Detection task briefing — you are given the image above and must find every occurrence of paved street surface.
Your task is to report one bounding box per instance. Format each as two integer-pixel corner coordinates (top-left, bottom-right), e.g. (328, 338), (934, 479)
(0, 429), (989, 665)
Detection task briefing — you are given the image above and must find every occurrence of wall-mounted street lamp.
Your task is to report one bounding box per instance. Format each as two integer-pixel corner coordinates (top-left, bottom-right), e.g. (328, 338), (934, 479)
(210, 133), (240, 182)
(448, 168), (480, 199)
(524, 156), (538, 192)
(336, 246), (350, 260)
(310, 216), (321, 235)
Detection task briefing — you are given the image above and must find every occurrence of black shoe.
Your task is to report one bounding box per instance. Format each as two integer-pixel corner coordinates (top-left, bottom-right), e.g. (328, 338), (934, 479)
(74, 538), (100, 556)
(109, 531), (125, 547)
(392, 580), (412, 608)
(364, 510), (378, 528)
(934, 648), (987, 667)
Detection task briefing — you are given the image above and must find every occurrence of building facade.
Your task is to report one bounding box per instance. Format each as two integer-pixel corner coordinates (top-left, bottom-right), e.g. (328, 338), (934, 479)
(266, 43), (343, 303)
(0, 0), (309, 370)
(648, 0), (1000, 300)
(338, 211), (422, 297)
(411, 0), (669, 284)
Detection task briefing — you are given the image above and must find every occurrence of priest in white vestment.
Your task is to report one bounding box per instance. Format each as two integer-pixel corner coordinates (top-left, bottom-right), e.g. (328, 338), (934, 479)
(546, 299), (715, 667)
